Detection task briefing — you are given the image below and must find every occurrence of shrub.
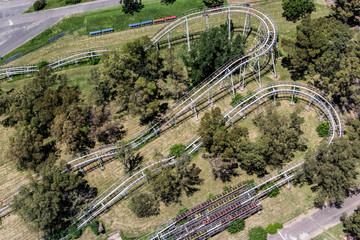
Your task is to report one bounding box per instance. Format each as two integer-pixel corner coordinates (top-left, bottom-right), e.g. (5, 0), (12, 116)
(227, 219), (245, 234)
(266, 222), (283, 234)
(169, 144), (186, 157)
(268, 187), (280, 198)
(89, 220), (100, 236)
(230, 93), (244, 106)
(37, 60), (48, 69)
(65, 0), (81, 4)
(129, 193), (160, 218)
(289, 96), (299, 103)
(316, 122), (329, 137)
(68, 224), (82, 239)
(33, 0), (46, 11)
(248, 226), (267, 240)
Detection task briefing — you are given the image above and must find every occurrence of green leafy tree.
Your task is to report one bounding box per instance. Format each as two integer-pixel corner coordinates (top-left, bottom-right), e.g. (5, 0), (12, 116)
(183, 27), (244, 86)
(297, 138), (358, 206)
(150, 167), (181, 205)
(13, 167), (97, 235)
(203, 0), (224, 6)
(282, 0), (316, 22)
(9, 125), (56, 171)
(170, 144), (186, 157)
(283, 17), (353, 80)
(316, 122), (329, 137)
(266, 223), (283, 234)
(175, 154), (204, 196)
(332, 0), (360, 26)
(198, 107), (225, 152)
(129, 193), (160, 218)
(33, 0), (46, 11)
(122, 0), (144, 15)
(227, 219), (245, 234)
(248, 226), (267, 240)
(343, 206), (360, 238)
(161, 0), (176, 4)
(254, 109), (305, 167)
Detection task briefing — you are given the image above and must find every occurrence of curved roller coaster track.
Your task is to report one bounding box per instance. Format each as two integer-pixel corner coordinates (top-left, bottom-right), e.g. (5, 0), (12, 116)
(0, 4), (344, 240)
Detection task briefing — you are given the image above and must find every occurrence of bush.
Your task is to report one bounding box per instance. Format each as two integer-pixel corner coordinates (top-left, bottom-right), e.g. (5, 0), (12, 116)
(248, 226), (267, 240)
(68, 224), (82, 239)
(89, 220), (100, 236)
(230, 93), (244, 106)
(33, 0), (46, 11)
(227, 219), (245, 234)
(65, 0), (81, 4)
(169, 144), (186, 157)
(316, 122), (329, 137)
(268, 187), (280, 198)
(266, 222), (283, 234)
(37, 60), (48, 69)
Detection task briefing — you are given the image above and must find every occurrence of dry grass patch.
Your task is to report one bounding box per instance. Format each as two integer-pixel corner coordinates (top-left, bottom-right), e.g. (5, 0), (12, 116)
(0, 214), (42, 240)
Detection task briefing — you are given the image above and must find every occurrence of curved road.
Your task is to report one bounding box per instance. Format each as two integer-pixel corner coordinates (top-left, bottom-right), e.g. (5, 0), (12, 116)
(0, 0), (119, 58)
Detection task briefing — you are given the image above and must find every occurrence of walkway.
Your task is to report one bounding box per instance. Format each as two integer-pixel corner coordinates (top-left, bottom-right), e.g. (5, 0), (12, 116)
(268, 194), (360, 240)
(0, 0), (119, 58)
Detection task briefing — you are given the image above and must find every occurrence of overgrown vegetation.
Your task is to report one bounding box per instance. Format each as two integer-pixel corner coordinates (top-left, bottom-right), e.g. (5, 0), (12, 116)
(248, 226), (267, 240)
(266, 222), (283, 234)
(227, 219), (245, 234)
(316, 122), (329, 137)
(342, 206), (360, 239)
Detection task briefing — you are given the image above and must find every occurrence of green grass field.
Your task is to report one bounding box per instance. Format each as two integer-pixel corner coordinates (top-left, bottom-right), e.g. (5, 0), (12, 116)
(0, 0), (204, 65)
(24, 0), (96, 13)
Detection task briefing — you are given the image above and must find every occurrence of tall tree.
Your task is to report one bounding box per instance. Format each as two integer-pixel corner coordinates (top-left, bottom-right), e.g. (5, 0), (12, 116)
(202, 0), (224, 7)
(297, 138), (358, 206)
(129, 193), (160, 218)
(282, 0), (316, 22)
(332, 0), (360, 26)
(183, 27), (245, 86)
(121, 0), (144, 15)
(13, 167), (97, 235)
(150, 167), (181, 205)
(254, 109), (305, 167)
(343, 206), (360, 238)
(283, 17), (353, 79)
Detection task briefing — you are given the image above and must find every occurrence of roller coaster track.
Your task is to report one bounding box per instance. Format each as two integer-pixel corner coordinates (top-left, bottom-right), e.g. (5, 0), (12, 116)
(0, 5), (344, 240)
(0, 48), (109, 79)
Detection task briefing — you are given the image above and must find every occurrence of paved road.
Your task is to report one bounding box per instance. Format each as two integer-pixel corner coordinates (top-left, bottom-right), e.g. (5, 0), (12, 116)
(0, 0), (119, 58)
(268, 194), (360, 240)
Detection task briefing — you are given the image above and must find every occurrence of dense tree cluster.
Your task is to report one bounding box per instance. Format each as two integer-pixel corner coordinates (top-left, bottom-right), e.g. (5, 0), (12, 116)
(13, 167), (97, 235)
(0, 67), (125, 171)
(343, 206), (360, 238)
(198, 107), (305, 181)
(281, 0), (316, 22)
(90, 37), (186, 125)
(129, 193), (160, 218)
(332, 0), (360, 26)
(183, 27), (245, 87)
(283, 17), (360, 112)
(296, 138), (358, 206)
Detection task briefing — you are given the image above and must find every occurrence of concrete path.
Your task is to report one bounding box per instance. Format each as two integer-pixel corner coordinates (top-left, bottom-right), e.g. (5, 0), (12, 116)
(0, 0), (119, 58)
(268, 194), (360, 240)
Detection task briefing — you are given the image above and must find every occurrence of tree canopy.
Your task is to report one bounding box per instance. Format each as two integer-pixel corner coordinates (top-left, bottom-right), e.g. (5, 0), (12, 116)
(282, 0), (316, 22)
(343, 206), (360, 238)
(129, 193), (160, 218)
(13, 167), (97, 235)
(332, 0), (360, 26)
(202, 0), (224, 6)
(297, 138), (358, 206)
(183, 27), (245, 86)
(121, 0), (144, 15)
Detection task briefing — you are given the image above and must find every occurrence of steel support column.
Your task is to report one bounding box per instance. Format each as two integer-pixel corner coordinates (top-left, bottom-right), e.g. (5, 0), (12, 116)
(167, 32), (171, 49)
(185, 17), (191, 52)
(230, 73), (235, 98)
(271, 48), (277, 78)
(206, 14), (210, 31)
(257, 58), (262, 89)
(228, 7), (231, 40)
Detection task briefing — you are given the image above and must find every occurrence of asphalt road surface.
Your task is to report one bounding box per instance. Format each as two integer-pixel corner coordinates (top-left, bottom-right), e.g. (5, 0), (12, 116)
(268, 193), (360, 240)
(0, 0), (119, 58)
